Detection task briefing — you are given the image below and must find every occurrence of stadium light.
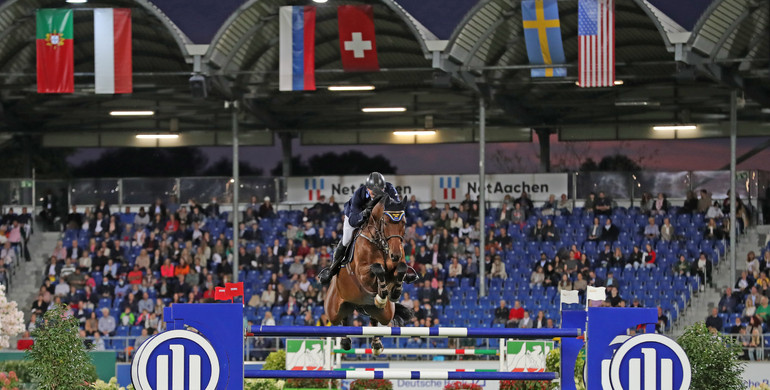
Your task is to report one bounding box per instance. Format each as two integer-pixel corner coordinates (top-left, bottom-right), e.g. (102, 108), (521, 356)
(110, 110), (155, 116)
(66, 0), (87, 3)
(393, 130), (437, 135)
(614, 80), (624, 85)
(362, 107), (407, 113)
(652, 125), (697, 131)
(313, 0), (328, 3)
(615, 101), (659, 107)
(136, 134), (179, 139)
(328, 85), (375, 91)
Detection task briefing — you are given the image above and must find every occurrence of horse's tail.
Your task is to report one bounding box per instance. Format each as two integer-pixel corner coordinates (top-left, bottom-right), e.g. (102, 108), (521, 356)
(391, 303), (414, 327)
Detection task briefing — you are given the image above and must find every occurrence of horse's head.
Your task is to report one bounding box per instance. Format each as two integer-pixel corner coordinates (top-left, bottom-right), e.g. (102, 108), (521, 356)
(369, 195), (408, 264)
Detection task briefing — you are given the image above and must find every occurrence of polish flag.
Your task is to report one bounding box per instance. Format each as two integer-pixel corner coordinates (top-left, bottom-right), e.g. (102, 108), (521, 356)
(94, 9), (132, 94)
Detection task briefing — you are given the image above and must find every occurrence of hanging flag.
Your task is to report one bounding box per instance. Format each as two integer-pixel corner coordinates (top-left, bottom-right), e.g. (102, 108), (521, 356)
(578, 0), (615, 87)
(337, 5), (379, 72)
(36, 9), (74, 93)
(279, 6), (316, 91)
(94, 8), (132, 94)
(522, 0), (566, 78)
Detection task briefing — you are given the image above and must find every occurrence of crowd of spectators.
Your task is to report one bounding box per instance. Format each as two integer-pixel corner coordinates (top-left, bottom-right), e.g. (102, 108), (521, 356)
(0, 207), (33, 290)
(25, 188), (731, 357)
(711, 248), (770, 360)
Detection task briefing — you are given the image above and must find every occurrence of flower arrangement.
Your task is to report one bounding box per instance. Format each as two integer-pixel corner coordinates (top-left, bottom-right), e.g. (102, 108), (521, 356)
(443, 382), (483, 390)
(0, 371), (20, 390)
(499, 380), (551, 390)
(0, 285), (25, 349)
(349, 379), (393, 390)
(90, 377), (134, 390)
(284, 377), (329, 389)
(244, 378), (285, 390)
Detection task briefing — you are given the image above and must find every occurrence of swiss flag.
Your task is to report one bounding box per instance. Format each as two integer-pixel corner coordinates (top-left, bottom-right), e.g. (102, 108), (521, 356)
(337, 5), (379, 72)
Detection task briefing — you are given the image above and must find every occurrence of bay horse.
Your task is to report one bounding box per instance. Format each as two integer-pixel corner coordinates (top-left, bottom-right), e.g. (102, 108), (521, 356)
(324, 194), (414, 354)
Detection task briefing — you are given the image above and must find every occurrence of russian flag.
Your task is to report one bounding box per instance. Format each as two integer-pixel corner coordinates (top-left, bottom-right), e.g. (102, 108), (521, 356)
(279, 6), (316, 91)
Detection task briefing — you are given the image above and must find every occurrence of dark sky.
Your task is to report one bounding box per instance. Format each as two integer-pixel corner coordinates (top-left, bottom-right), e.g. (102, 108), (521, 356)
(68, 135), (770, 175)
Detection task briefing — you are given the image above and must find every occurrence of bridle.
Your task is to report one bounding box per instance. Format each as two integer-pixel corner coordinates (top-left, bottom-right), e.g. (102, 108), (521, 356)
(359, 211), (405, 257)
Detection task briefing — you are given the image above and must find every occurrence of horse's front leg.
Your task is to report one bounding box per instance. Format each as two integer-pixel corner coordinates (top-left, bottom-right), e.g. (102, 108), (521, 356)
(370, 263), (388, 308)
(389, 261), (408, 302)
(370, 318), (384, 356)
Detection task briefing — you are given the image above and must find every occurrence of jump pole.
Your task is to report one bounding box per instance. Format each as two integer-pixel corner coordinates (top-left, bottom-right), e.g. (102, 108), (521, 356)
(245, 369), (558, 381)
(251, 325), (582, 339)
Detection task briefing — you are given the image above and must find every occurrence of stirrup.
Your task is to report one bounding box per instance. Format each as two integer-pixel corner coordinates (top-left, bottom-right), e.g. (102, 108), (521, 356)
(403, 266), (420, 284)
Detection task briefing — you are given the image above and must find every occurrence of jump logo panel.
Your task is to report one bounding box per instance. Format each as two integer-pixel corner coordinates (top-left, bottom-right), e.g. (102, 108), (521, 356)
(286, 339), (326, 370)
(131, 329), (220, 390)
(439, 176), (460, 200)
(305, 178), (324, 201)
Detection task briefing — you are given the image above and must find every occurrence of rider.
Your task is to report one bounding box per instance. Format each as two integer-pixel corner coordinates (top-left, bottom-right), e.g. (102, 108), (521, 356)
(318, 172), (399, 285)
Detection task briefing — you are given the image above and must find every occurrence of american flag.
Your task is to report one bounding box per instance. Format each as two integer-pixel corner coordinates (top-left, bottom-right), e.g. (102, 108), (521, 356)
(578, 0), (615, 87)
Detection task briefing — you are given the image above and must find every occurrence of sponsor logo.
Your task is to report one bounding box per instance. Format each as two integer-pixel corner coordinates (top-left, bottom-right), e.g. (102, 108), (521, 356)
(286, 339), (326, 370)
(304, 178), (325, 201)
(131, 329), (220, 390)
(506, 340), (553, 373)
(603, 333), (691, 390)
(439, 176), (460, 200)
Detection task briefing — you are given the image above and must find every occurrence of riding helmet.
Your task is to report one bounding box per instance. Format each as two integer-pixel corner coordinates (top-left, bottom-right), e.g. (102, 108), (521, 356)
(365, 172), (386, 194)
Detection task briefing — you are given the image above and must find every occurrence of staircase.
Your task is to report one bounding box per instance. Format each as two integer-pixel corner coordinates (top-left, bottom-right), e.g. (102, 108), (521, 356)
(7, 231), (61, 323)
(668, 225), (766, 338)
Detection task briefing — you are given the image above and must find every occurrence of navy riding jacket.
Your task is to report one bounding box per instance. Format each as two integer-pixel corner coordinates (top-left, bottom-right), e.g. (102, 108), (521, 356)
(344, 183), (399, 227)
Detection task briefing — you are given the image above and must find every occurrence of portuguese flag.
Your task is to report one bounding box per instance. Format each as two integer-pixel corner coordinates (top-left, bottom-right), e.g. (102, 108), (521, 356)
(36, 9), (74, 93)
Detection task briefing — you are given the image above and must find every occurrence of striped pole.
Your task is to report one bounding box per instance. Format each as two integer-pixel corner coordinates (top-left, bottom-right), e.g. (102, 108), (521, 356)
(334, 368), (500, 372)
(245, 369), (558, 381)
(332, 348), (499, 356)
(250, 325), (581, 339)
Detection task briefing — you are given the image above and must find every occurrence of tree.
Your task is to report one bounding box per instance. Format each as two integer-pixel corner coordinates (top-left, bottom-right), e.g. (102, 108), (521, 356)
(72, 147), (209, 177)
(579, 154), (641, 173)
(0, 136), (72, 179)
(203, 157), (263, 176)
(270, 156), (311, 176)
(270, 151), (396, 176)
(677, 322), (744, 390)
(26, 304), (97, 389)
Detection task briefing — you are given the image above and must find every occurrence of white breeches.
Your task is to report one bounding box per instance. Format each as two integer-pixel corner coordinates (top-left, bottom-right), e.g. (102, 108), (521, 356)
(342, 216), (355, 246)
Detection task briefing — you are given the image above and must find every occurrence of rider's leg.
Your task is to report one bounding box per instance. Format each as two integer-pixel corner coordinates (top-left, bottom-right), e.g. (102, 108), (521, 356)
(319, 216), (355, 285)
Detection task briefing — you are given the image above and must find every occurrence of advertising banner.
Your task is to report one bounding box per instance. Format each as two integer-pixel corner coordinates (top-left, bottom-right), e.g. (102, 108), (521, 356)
(286, 174), (568, 204)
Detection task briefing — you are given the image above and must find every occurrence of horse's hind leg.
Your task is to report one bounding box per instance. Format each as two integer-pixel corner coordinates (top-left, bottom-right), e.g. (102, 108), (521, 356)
(370, 318), (384, 356)
(371, 263), (388, 308)
(390, 262), (408, 301)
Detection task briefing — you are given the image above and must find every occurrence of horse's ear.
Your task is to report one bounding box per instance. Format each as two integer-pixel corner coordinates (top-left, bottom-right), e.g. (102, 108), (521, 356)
(400, 197), (408, 210)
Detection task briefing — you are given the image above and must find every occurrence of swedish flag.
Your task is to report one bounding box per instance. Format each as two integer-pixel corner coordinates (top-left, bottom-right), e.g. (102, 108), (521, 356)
(522, 0), (566, 77)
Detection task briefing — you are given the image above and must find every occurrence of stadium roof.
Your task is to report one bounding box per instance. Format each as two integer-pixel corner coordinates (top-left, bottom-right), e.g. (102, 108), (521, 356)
(0, 0), (766, 147)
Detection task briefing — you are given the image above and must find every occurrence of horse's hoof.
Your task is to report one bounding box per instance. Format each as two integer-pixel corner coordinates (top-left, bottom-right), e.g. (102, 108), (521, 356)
(341, 337), (352, 351)
(390, 288), (402, 302)
(374, 294), (387, 308)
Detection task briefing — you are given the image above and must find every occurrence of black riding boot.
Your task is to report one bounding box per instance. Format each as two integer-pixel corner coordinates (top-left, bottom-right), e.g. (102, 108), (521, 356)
(319, 243), (347, 285)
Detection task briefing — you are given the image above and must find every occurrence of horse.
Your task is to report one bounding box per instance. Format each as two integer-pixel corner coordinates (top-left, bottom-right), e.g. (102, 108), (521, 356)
(324, 194), (414, 355)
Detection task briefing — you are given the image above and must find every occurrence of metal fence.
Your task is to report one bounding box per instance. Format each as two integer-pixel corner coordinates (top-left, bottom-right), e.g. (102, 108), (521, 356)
(0, 169), (765, 210)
